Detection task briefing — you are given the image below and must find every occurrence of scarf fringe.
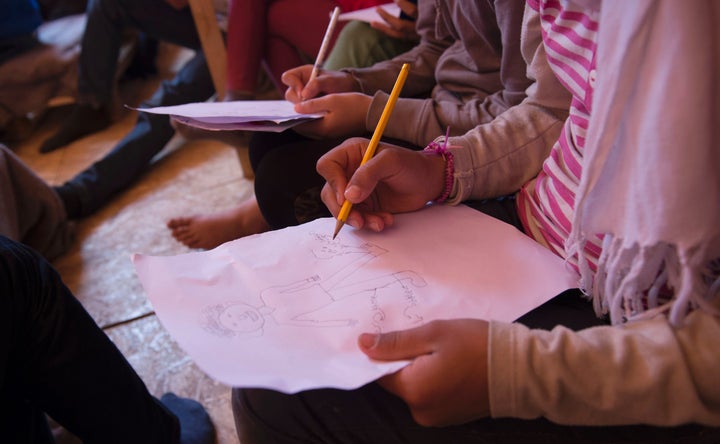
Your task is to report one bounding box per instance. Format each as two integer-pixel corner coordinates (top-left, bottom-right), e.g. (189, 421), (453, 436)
(571, 235), (720, 325)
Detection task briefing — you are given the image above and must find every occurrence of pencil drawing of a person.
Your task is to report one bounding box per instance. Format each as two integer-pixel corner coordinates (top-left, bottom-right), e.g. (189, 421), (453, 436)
(202, 237), (426, 338)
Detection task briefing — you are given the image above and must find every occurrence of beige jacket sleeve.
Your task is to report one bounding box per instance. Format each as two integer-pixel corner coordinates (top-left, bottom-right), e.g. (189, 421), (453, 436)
(446, 6), (572, 203)
(489, 308), (720, 426)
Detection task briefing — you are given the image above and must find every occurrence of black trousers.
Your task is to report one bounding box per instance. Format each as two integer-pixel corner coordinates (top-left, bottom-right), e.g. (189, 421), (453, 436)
(232, 197), (718, 443)
(250, 130), (347, 230)
(0, 236), (180, 443)
(250, 130), (422, 230)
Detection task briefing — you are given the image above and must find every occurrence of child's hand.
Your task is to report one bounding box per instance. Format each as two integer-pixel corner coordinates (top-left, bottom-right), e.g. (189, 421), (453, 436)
(373, 0), (419, 41)
(292, 93), (371, 139)
(317, 138), (446, 232)
(358, 319), (490, 426)
(282, 66), (360, 103)
(282, 65), (314, 103)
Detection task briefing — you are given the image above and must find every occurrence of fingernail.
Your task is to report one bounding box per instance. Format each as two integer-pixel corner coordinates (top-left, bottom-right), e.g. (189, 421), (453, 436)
(358, 333), (378, 349)
(345, 185), (362, 201)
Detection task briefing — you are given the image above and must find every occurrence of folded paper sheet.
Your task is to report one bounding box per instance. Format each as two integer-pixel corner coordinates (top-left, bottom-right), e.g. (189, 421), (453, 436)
(338, 3), (400, 23)
(132, 205), (578, 393)
(134, 100), (322, 132)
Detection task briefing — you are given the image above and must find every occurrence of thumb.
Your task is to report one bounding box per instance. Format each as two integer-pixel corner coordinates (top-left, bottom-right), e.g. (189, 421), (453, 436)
(301, 78), (322, 100)
(295, 96), (328, 114)
(342, 152), (392, 203)
(358, 326), (433, 361)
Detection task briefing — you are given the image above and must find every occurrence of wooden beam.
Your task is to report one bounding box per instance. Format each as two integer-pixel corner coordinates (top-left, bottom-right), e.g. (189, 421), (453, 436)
(188, 0), (227, 100)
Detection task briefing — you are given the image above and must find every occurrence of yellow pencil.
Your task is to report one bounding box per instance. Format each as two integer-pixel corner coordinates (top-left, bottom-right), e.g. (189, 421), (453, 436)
(332, 62), (410, 239)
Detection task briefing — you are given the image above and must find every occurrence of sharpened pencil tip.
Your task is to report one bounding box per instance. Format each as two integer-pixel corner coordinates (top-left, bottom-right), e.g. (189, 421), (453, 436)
(332, 218), (345, 240)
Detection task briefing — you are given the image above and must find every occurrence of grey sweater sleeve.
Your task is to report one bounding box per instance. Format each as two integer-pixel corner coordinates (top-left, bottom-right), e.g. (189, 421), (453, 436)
(445, 5), (572, 202)
(341, 0), (450, 100)
(344, 0), (532, 147)
(488, 308), (720, 426)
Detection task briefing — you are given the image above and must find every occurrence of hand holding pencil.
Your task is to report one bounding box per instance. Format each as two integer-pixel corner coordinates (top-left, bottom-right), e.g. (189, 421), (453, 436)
(282, 67), (360, 105)
(331, 63), (409, 238)
(317, 134), (449, 235)
(316, 63), (451, 235)
(302, 63), (410, 238)
(281, 7), (359, 103)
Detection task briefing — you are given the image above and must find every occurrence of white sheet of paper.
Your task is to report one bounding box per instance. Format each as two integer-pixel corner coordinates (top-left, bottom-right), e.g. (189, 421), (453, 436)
(171, 115), (318, 133)
(135, 100), (322, 124)
(338, 3), (400, 23)
(132, 205), (578, 393)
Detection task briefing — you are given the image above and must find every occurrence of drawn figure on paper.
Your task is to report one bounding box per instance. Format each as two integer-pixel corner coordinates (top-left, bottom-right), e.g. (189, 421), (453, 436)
(202, 235), (426, 338)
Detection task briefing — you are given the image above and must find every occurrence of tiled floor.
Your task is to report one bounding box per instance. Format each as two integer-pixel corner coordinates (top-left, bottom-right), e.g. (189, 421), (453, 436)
(12, 45), (256, 443)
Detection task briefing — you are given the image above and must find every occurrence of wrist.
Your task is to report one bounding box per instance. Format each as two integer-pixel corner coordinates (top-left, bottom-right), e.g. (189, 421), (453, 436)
(360, 94), (372, 131)
(340, 69), (363, 93)
(423, 129), (456, 204)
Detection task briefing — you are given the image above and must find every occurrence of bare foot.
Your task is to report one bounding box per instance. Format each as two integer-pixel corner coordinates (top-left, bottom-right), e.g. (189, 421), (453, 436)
(167, 196), (270, 249)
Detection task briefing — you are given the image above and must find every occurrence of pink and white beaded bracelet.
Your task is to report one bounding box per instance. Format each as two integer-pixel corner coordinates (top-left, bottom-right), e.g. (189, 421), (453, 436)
(423, 127), (455, 204)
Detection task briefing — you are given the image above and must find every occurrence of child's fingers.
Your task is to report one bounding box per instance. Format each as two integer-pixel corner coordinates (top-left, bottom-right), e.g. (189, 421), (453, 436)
(394, 0), (418, 19)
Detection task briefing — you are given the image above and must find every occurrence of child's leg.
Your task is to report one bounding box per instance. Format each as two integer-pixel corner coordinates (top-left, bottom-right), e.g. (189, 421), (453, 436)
(225, 0), (267, 94)
(0, 145), (74, 260)
(167, 195), (270, 250)
(324, 20), (417, 71)
(0, 236), (180, 443)
(252, 131), (343, 230)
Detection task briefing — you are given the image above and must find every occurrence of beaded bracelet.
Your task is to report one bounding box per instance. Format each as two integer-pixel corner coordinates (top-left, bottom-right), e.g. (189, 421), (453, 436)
(423, 127), (455, 204)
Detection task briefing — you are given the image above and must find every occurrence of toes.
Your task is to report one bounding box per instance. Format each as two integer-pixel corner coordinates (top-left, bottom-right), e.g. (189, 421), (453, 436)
(167, 217), (192, 229)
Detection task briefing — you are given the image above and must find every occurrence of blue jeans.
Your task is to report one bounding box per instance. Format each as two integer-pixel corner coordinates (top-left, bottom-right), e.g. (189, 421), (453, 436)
(63, 0), (215, 218)
(78, 0), (202, 106)
(65, 52), (214, 217)
(0, 236), (180, 443)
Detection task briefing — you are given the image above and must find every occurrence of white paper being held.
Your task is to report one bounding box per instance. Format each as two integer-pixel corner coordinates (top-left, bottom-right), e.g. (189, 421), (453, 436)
(132, 205), (577, 393)
(131, 100), (323, 132)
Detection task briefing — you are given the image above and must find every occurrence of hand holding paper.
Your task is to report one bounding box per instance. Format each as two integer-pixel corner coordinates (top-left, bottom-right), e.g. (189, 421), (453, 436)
(337, 2), (401, 23)
(337, 1), (418, 41)
(292, 93), (372, 139)
(360, 318), (491, 426)
(371, 1), (419, 41)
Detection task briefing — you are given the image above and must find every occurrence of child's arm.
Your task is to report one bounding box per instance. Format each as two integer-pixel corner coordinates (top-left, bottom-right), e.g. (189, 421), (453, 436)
(348, 0), (536, 147)
(339, 0), (451, 101)
(489, 309), (720, 426)
(441, 5), (572, 202)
